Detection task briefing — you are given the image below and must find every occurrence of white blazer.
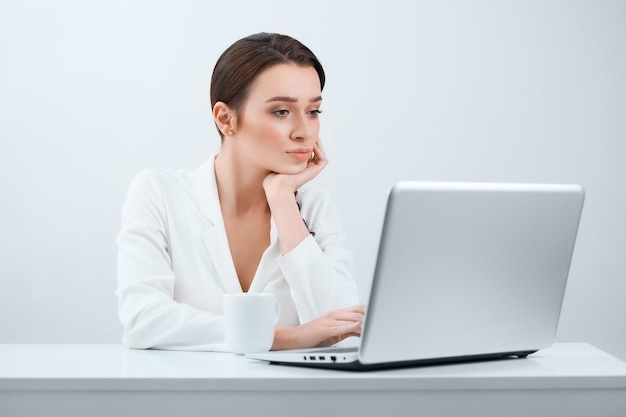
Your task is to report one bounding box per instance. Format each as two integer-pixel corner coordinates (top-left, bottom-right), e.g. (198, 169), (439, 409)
(116, 156), (359, 351)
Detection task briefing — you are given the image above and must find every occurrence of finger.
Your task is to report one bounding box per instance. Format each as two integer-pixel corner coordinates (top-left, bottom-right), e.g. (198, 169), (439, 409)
(312, 139), (327, 162)
(337, 304), (365, 312)
(329, 320), (362, 336)
(316, 137), (326, 154)
(329, 311), (364, 323)
(333, 304), (365, 316)
(339, 331), (362, 340)
(308, 152), (326, 170)
(301, 159), (327, 184)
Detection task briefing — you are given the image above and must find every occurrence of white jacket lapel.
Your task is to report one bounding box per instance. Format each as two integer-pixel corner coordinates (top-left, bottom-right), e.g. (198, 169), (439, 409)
(196, 156), (242, 294)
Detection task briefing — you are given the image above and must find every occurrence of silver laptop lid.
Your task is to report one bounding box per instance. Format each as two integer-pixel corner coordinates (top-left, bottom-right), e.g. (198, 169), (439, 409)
(359, 181), (584, 365)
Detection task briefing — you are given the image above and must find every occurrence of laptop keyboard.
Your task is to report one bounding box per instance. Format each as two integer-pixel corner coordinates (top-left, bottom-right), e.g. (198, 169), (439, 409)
(309, 347), (358, 354)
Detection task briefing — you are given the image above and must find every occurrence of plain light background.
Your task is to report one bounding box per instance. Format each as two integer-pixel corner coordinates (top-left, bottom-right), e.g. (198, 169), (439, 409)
(1, 0), (624, 360)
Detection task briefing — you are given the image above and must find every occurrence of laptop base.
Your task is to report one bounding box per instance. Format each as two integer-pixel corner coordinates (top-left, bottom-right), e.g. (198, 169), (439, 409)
(265, 350), (538, 372)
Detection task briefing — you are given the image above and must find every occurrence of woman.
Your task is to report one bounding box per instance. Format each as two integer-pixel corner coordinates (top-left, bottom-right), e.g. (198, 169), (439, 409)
(116, 33), (363, 351)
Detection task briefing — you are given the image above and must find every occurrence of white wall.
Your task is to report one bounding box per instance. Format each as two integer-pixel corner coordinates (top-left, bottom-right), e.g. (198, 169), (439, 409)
(1, 0), (624, 360)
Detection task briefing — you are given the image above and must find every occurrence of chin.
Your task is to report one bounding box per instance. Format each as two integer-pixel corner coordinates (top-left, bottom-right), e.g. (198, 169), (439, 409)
(272, 161), (308, 175)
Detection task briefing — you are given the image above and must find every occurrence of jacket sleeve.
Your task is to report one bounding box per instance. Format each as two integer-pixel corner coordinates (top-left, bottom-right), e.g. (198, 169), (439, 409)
(116, 170), (226, 351)
(277, 188), (360, 324)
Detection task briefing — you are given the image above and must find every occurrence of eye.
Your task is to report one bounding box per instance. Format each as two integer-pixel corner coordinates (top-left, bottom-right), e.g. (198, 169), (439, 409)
(308, 109), (322, 118)
(272, 109), (289, 117)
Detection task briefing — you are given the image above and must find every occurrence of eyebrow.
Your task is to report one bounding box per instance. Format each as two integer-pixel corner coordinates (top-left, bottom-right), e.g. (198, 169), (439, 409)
(264, 96), (323, 103)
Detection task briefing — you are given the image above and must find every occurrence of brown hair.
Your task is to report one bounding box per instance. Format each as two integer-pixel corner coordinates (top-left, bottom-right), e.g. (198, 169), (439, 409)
(210, 32), (325, 139)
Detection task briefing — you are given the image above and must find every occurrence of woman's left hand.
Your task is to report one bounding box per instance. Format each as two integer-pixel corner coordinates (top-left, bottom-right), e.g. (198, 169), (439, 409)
(263, 139), (328, 196)
(262, 138), (328, 254)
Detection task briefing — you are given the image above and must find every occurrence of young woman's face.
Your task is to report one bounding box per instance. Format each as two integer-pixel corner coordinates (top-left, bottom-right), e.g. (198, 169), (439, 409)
(234, 63), (322, 175)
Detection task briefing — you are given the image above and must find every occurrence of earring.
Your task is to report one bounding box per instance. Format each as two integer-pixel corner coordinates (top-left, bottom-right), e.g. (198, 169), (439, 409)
(228, 130), (234, 136)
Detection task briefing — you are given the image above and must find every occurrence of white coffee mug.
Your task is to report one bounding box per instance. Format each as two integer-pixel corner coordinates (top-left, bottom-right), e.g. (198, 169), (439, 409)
(223, 293), (280, 354)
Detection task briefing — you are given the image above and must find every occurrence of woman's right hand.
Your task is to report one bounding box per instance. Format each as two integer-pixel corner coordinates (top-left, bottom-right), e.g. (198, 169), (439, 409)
(272, 304), (365, 351)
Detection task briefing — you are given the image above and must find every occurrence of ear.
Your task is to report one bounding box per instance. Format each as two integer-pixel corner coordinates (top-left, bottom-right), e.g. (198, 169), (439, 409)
(213, 102), (237, 137)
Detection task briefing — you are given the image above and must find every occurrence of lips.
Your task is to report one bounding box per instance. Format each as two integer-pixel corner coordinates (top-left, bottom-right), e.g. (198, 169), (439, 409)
(287, 148), (312, 161)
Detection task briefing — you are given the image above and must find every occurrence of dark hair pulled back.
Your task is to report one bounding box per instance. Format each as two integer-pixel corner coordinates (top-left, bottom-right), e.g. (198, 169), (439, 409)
(210, 33), (325, 139)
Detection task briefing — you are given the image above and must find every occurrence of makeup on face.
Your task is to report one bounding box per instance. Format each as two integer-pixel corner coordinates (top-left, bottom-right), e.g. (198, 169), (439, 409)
(234, 64), (322, 175)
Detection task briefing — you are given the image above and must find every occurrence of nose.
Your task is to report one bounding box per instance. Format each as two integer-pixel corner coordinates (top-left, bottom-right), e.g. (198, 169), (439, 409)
(290, 113), (310, 141)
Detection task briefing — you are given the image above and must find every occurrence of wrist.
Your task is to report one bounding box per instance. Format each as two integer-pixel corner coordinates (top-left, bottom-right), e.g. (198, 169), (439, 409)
(263, 178), (310, 254)
(263, 174), (296, 196)
(272, 326), (304, 351)
(263, 182), (296, 207)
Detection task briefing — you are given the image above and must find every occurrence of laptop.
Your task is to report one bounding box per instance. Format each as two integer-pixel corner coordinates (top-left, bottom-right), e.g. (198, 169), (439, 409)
(247, 181), (585, 371)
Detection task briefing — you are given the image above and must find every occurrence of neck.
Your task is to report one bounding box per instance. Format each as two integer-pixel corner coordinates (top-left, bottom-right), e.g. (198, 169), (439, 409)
(214, 149), (270, 216)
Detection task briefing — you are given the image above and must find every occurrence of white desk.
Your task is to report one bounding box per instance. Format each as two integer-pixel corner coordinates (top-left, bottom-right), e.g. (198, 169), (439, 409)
(1, 343), (625, 417)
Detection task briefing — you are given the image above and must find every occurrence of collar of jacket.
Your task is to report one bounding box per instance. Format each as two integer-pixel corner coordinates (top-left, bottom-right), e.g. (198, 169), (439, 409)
(195, 154), (222, 226)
